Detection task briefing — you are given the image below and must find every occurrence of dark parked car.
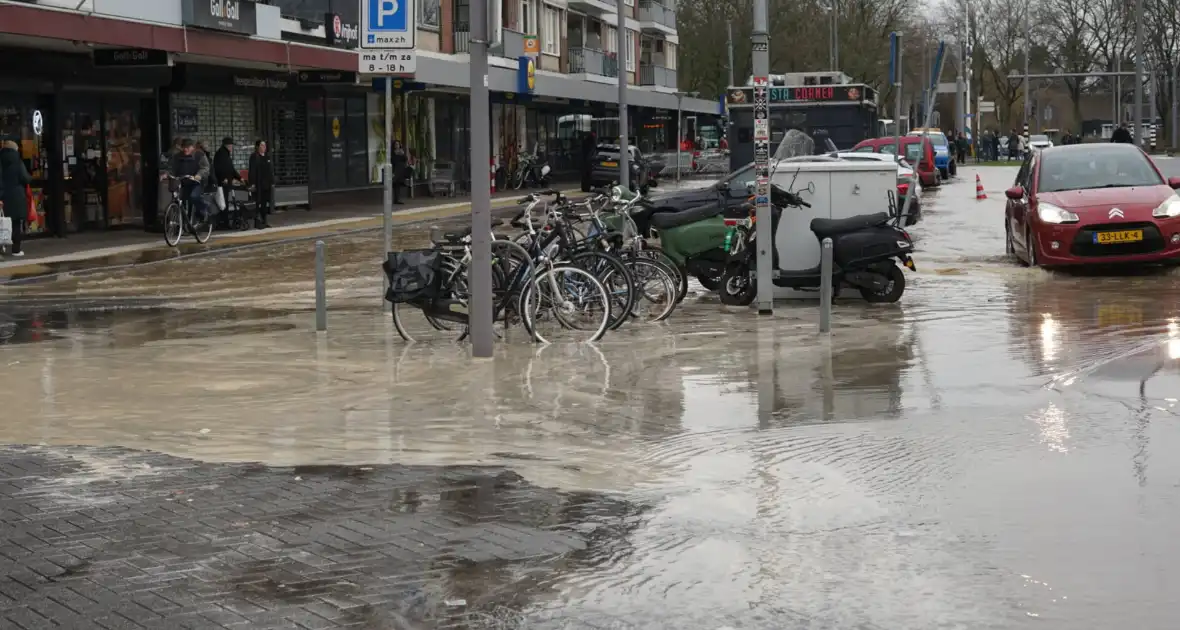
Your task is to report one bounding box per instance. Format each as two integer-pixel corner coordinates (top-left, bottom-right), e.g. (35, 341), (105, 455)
(586, 144), (653, 192)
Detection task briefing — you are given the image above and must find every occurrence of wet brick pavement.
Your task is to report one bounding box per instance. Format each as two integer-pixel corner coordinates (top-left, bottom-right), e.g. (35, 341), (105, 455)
(0, 446), (638, 629)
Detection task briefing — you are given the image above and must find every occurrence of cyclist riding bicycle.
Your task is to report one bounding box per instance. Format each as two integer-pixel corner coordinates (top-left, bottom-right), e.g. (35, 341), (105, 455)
(163, 138), (211, 222)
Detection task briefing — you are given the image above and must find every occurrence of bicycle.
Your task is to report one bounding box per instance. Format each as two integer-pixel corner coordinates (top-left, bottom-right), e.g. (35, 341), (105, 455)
(162, 174), (214, 247)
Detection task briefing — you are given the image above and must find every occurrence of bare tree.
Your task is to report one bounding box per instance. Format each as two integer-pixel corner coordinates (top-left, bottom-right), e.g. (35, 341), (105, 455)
(1038, 0), (1104, 125)
(1144, 0), (1180, 147)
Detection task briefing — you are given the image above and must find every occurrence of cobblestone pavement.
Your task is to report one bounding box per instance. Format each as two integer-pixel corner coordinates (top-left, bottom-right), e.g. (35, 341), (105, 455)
(0, 446), (642, 629)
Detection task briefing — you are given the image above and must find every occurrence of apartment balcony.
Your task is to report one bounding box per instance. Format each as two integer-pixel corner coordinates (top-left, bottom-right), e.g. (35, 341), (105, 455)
(570, 47), (619, 79)
(639, 63), (677, 89)
(451, 24), (525, 58)
(638, 0), (676, 33)
(568, 0), (616, 16)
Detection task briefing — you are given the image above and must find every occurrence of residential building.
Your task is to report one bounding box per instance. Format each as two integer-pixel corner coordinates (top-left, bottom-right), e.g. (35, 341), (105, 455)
(0, 0), (718, 239)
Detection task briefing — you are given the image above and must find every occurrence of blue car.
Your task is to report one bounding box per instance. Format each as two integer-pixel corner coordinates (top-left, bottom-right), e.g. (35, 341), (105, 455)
(909, 129), (956, 179)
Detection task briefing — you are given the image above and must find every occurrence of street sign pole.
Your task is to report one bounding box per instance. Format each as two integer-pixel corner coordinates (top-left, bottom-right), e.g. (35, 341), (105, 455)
(752, 0), (773, 314)
(616, 0), (629, 188)
(361, 0), (419, 313)
(469, 0), (493, 357)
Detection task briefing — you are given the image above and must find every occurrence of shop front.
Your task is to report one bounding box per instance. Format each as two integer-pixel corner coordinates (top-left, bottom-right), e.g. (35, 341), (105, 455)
(366, 82), (438, 193)
(0, 47), (168, 237)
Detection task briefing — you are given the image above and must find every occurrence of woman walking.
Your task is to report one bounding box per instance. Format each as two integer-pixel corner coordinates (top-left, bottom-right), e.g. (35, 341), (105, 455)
(0, 138), (32, 257)
(248, 140), (273, 229)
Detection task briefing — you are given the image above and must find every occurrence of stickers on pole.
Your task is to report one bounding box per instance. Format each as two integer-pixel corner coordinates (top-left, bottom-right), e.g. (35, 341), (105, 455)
(756, 176), (769, 196)
(754, 119), (769, 141)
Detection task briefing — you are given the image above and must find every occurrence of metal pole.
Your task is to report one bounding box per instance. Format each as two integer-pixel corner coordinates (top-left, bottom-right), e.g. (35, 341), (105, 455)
(832, 0), (839, 71)
(675, 92), (683, 183)
(819, 238), (833, 333)
(617, 0), (630, 188)
(469, 0), (494, 358)
(1116, 54), (1122, 132)
(956, 41), (965, 136)
(753, 0), (773, 315)
(727, 21), (735, 87)
(1171, 62), (1177, 149)
(383, 79), (393, 310)
(828, 1), (835, 70)
(1022, 6), (1030, 132)
(1135, 0), (1144, 148)
(315, 240), (327, 332)
(891, 32), (902, 201)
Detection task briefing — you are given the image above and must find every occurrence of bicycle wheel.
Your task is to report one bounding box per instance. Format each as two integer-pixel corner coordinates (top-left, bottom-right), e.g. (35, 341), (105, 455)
(521, 265), (611, 343)
(567, 250), (634, 331)
(637, 244), (687, 303)
(192, 206), (214, 244)
(163, 203), (183, 247)
(622, 256), (678, 322)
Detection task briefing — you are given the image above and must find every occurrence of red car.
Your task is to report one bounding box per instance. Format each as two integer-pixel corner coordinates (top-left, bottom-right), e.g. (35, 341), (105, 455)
(851, 136), (940, 188)
(1005, 143), (1180, 266)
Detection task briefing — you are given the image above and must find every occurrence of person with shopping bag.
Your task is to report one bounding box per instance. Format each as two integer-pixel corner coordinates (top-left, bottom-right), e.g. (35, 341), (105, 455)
(213, 137), (243, 227)
(0, 138), (32, 257)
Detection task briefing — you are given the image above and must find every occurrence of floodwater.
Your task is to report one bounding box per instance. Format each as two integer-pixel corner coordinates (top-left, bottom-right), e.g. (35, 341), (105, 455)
(5, 169), (1180, 628)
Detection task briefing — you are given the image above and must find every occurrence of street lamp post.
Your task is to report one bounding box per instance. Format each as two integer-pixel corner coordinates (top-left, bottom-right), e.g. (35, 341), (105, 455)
(1134, 0), (1145, 147)
(617, 0), (629, 188)
(675, 91), (683, 183)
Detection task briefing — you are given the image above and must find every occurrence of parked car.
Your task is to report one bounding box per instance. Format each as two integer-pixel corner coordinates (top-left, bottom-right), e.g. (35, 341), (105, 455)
(586, 144), (652, 192)
(831, 151), (922, 225)
(645, 161), (760, 215)
(1028, 134), (1054, 151)
(1005, 143), (1180, 267)
(850, 136), (940, 188)
(908, 128), (955, 178)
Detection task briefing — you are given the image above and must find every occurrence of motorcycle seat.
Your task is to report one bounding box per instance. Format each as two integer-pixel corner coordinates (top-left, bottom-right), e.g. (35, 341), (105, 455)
(809, 213), (890, 238)
(649, 204), (724, 230)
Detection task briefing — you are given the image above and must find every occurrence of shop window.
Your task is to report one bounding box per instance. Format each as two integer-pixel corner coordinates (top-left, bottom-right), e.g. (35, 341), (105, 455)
(419, 0), (440, 27)
(169, 93), (255, 171)
(307, 97), (327, 191)
(406, 94), (435, 182)
(105, 104), (143, 227)
(346, 97), (368, 187)
(325, 98), (348, 189)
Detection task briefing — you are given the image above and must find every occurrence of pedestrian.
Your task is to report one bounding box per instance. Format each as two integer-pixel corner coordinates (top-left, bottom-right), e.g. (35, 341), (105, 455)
(1111, 122), (1134, 144)
(248, 140), (273, 229)
(391, 140), (408, 205)
(162, 138), (211, 223)
(213, 137), (242, 221)
(0, 138), (32, 257)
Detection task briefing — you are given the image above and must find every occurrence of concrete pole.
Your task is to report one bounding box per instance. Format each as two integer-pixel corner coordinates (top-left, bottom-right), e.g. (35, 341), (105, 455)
(675, 92), (683, 183)
(1171, 61), (1177, 148)
(617, 0), (630, 188)
(753, 0), (773, 314)
(727, 21), (735, 86)
(383, 79), (393, 311)
(1135, 0), (1144, 147)
(1116, 54), (1122, 131)
(832, 0), (839, 70)
(892, 32), (902, 181)
(469, 0), (494, 358)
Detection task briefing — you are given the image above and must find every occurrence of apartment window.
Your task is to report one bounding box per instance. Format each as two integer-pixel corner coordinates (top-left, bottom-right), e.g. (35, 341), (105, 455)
(521, 0), (538, 34)
(542, 5), (561, 55)
(666, 42), (677, 70)
(419, 0), (440, 27)
(605, 25), (618, 54)
(625, 29), (636, 71)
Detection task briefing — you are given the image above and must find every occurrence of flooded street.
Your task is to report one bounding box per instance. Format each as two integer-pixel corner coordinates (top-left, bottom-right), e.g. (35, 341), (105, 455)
(5, 169), (1180, 628)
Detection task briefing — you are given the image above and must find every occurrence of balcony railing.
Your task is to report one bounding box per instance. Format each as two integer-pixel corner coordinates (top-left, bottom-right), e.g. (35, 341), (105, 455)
(451, 25), (525, 58)
(570, 47), (619, 78)
(639, 64), (677, 89)
(638, 0), (676, 29)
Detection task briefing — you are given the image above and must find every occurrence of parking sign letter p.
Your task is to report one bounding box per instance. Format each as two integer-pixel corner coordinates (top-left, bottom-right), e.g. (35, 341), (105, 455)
(378, 0), (398, 26)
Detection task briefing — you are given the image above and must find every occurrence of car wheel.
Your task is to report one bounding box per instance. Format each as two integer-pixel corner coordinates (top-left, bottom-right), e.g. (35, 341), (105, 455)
(1025, 228), (1039, 267)
(939, 168), (948, 180)
(949, 161), (957, 177)
(1005, 220), (1016, 255)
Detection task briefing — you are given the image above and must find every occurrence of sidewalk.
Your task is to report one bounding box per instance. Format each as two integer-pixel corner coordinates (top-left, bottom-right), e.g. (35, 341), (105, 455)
(0, 188), (558, 281)
(0, 444), (630, 629)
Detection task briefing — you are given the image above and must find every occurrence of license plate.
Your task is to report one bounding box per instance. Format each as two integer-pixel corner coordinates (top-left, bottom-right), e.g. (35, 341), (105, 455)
(1094, 230), (1143, 244)
(1096, 304), (1143, 327)
(601, 161), (618, 167)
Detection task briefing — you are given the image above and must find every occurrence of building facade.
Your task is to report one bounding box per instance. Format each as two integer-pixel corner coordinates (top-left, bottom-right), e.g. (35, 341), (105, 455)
(0, 0), (719, 238)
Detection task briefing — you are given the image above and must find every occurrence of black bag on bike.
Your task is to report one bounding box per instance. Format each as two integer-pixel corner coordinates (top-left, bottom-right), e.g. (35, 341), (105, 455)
(383, 250), (443, 303)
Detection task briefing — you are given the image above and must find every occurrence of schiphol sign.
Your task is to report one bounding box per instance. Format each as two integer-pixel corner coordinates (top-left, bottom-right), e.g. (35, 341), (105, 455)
(360, 0), (417, 74)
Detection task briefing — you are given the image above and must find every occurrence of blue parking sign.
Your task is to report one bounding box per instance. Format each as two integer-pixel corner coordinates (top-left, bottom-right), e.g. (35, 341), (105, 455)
(362, 0), (416, 49)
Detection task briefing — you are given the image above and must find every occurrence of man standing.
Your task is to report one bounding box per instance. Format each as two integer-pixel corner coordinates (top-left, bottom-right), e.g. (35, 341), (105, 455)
(1111, 123), (1134, 143)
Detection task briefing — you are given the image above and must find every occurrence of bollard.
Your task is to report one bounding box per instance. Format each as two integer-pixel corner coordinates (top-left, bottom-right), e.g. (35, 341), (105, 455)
(315, 240), (327, 332)
(819, 238), (833, 334)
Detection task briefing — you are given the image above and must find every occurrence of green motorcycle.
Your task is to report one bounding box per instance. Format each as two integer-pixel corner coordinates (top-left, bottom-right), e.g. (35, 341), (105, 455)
(648, 203), (732, 294)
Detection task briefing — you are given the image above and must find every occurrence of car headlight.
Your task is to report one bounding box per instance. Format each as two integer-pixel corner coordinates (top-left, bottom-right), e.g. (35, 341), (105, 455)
(1037, 203), (1080, 224)
(1153, 195), (1180, 218)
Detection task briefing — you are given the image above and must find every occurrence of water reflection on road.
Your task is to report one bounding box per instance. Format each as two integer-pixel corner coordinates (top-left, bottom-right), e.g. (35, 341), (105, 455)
(4, 169), (1180, 627)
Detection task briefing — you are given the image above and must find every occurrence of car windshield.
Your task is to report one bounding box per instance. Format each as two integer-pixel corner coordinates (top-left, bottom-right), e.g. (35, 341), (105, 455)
(1038, 149), (1164, 193)
(1031, 135), (1049, 143)
(912, 132), (947, 147)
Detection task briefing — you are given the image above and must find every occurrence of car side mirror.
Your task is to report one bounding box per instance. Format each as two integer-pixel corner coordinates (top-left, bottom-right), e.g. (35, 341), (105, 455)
(1168, 177), (1180, 189)
(1005, 185), (1025, 200)
(745, 181), (756, 195)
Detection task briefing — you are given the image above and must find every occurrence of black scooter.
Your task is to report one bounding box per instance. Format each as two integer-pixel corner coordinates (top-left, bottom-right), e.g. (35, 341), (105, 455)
(719, 184), (917, 305)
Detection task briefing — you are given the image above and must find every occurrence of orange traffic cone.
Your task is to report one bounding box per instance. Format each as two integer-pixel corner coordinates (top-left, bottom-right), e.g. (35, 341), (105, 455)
(975, 174), (987, 200)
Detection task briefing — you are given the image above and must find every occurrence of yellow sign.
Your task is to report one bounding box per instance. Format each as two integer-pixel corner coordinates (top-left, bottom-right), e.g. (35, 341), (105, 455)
(523, 35), (540, 56)
(526, 58), (535, 91)
(1095, 230), (1143, 244)
(331, 117), (341, 138)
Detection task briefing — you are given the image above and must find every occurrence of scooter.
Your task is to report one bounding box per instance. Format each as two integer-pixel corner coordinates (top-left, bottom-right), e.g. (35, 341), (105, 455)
(647, 202), (730, 293)
(718, 183), (917, 305)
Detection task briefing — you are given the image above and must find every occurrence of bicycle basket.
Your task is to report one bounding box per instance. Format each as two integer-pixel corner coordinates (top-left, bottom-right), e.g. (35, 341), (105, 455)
(383, 250), (444, 303)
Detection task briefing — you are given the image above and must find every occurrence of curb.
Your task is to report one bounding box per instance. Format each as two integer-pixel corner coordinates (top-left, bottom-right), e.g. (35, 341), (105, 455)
(0, 193), (550, 286)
